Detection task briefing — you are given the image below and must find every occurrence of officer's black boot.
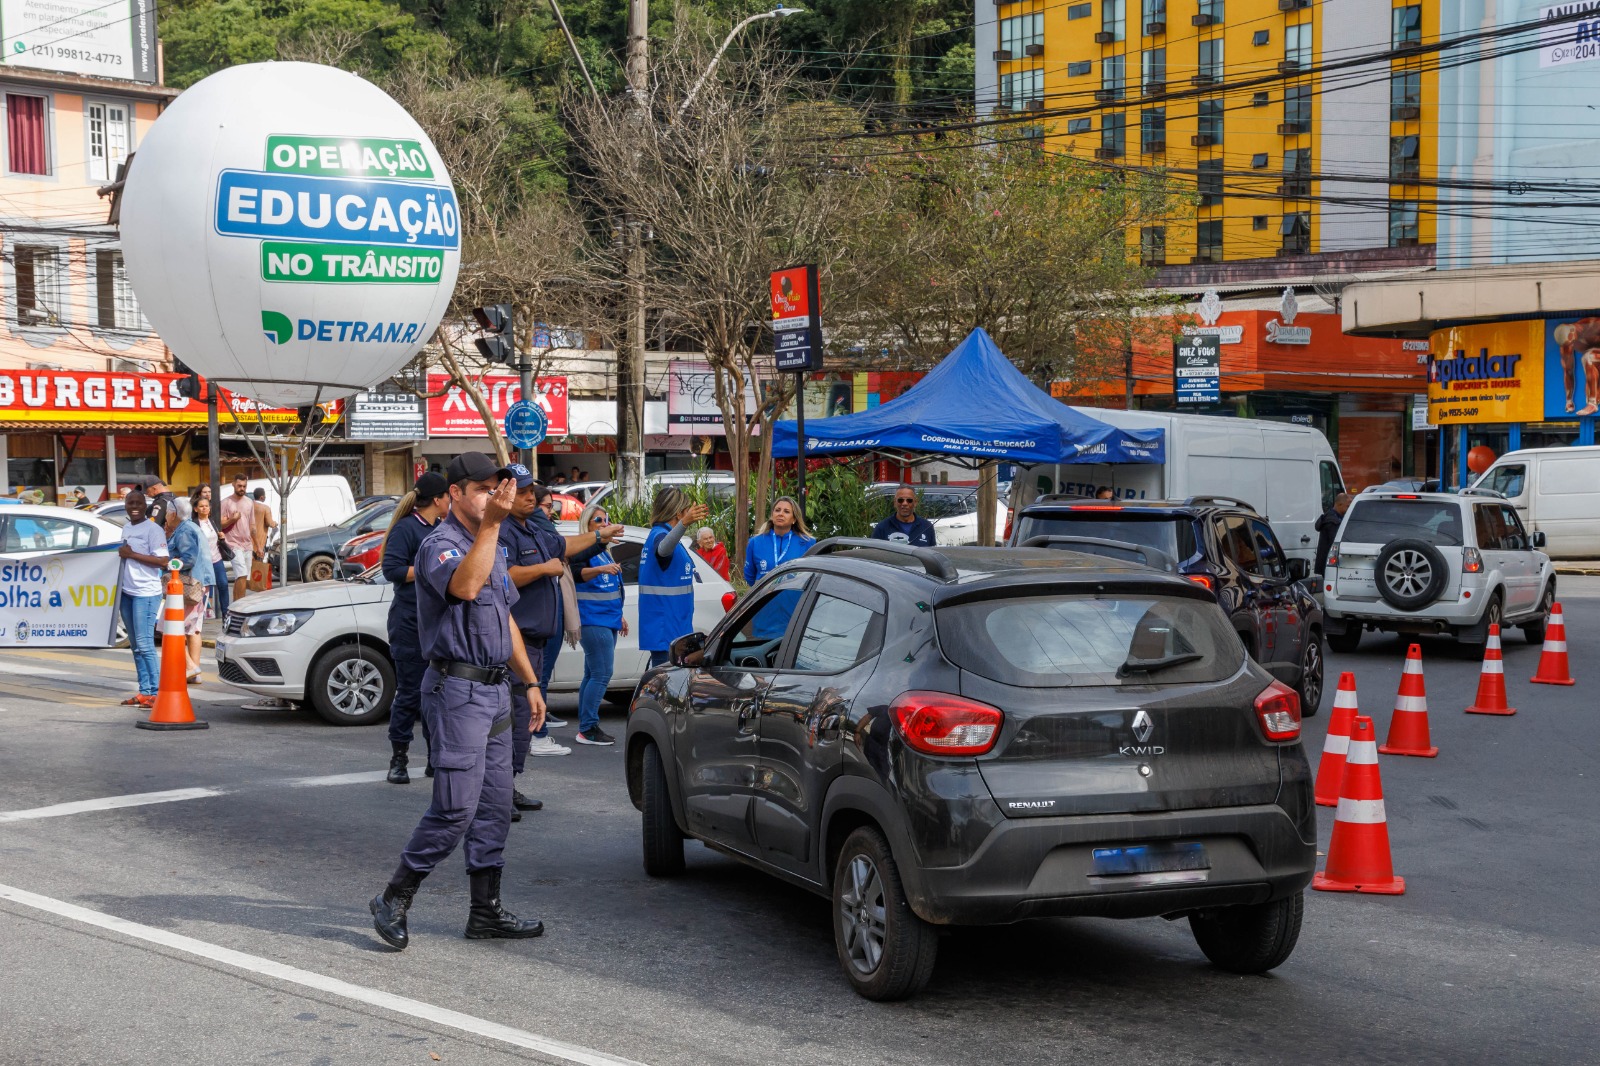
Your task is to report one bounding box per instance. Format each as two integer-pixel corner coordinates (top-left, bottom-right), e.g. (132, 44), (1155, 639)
(370, 864), (426, 950)
(464, 868), (543, 940)
(386, 743), (409, 785)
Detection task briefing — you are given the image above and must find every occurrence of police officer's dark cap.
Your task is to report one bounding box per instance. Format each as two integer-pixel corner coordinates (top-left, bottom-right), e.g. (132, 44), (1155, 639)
(413, 471), (449, 499)
(505, 462), (538, 488)
(446, 452), (516, 485)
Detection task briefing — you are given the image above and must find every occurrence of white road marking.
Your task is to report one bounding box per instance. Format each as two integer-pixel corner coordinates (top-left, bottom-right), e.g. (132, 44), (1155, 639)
(283, 771), (389, 788)
(0, 788), (228, 824)
(0, 882), (651, 1066)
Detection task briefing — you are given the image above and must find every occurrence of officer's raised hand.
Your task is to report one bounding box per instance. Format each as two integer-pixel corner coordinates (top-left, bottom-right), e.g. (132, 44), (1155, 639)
(680, 502), (711, 526)
(597, 523), (625, 543)
(483, 478), (516, 526)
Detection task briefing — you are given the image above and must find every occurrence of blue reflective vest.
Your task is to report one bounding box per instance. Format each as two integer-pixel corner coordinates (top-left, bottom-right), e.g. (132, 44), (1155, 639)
(574, 549), (625, 630)
(638, 523), (697, 651)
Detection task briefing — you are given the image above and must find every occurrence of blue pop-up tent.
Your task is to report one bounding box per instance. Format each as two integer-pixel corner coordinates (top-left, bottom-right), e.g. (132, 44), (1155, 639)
(770, 327), (1165, 465)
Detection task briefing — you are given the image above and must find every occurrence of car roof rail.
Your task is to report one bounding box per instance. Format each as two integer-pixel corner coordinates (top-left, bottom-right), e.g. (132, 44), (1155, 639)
(1183, 495), (1258, 512)
(1458, 487), (1507, 499)
(806, 537), (959, 582)
(1017, 535), (1178, 572)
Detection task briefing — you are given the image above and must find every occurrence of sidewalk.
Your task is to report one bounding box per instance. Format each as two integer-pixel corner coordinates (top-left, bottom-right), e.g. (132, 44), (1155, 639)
(1556, 561), (1600, 576)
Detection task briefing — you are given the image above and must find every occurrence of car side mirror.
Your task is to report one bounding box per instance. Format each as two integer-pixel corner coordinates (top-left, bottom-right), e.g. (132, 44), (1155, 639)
(1287, 558), (1310, 581)
(1532, 531), (1547, 549)
(669, 632), (707, 669)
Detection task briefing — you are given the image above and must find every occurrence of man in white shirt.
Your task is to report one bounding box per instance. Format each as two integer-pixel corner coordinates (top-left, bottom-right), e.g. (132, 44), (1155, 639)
(117, 489), (169, 706)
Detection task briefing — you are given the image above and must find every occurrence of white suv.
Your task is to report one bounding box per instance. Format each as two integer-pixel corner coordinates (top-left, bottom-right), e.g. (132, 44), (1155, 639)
(1322, 489), (1555, 652)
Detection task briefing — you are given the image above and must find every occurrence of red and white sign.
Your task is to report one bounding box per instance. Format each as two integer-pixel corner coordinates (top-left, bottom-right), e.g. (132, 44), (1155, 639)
(0, 369), (316, 424)
(425, 373), (568, 437)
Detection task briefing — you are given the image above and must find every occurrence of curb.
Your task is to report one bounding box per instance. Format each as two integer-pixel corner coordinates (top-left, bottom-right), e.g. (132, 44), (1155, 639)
(1555, 565), (1600, 577)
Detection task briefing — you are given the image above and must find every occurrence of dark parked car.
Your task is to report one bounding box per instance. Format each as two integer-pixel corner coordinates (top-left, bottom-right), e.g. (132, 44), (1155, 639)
(625, 539), (1316, 1000)
(279, 497), (397, 583)
(1008, 496), (1325, 715)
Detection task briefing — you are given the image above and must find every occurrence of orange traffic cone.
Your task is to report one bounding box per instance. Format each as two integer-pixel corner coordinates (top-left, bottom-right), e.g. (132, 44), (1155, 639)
(1314, 672), (1359, 808)
(1379, 644), (1438, 757)
(136, 563), (208, 732)
(1465, 623), (1517, 716)
(1313, 715), (1405, 895)
(1530, 602), (1575, 686)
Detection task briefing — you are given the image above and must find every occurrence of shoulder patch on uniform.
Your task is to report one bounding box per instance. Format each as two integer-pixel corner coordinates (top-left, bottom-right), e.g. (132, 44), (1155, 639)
(437, 548), (462, 563)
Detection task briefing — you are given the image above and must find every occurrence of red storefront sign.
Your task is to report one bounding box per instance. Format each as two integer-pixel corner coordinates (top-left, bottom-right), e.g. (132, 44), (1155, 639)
(0, 369), (316, 425)
(425, 373), (568, 438)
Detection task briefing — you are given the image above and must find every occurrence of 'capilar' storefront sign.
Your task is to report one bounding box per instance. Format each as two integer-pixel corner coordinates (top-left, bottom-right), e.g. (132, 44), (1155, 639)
(1426, 322), (1546, 424)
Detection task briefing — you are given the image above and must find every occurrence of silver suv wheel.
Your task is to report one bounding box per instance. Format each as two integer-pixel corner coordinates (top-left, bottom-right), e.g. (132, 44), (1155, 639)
(1382, 548), (1434, 599)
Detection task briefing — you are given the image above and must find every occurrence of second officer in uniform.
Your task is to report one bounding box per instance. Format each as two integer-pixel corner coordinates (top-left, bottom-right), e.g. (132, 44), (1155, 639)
(368, 452), (548, 949)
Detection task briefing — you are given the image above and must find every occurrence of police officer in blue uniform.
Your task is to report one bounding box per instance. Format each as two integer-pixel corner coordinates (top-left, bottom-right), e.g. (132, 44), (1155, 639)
(369, 453), (548, 950)
(382, 471), (450, 784)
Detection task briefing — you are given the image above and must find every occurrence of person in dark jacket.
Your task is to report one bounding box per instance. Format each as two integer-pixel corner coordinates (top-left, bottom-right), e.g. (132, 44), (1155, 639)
(870, 485), (937, 546)
(1313, 492), (1352, 577)
(381, 472), (450, 783)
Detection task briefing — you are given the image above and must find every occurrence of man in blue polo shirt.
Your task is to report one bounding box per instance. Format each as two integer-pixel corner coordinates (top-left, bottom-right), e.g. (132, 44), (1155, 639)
(871, 485), (937, 546)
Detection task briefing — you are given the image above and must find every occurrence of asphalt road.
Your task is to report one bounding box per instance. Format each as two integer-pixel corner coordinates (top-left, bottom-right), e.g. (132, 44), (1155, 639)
(2, 580), (1598, 1066)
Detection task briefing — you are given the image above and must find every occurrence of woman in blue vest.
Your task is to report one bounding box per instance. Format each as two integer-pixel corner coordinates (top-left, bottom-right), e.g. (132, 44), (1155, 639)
(743, 496), (814, 639)
(571, 503), (627, 746)
(638, 487), (709, 668)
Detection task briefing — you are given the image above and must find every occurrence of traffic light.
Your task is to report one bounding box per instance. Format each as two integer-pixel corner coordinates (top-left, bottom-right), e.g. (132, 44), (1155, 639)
(471, 303), (516, 365)
(173, 356), (201, 399)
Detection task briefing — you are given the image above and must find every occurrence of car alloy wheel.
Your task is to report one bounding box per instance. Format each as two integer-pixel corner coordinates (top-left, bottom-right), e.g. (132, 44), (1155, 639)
(327, 657), (385, 718)
(1382, 548), (1433, 599)
(1298, 634), (1323, 716)
(839, 854), (888, 975)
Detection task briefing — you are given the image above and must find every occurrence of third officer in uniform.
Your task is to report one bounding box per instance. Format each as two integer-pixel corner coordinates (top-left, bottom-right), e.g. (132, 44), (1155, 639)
(368, 452), (548, 949)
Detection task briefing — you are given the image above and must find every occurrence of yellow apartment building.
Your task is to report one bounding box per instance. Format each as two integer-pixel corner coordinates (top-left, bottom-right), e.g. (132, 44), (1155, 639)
(976, 0), (1439, 267)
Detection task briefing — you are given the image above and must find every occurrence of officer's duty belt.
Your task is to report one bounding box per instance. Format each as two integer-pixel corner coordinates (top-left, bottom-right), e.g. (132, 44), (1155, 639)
(430, 659), (509, 685)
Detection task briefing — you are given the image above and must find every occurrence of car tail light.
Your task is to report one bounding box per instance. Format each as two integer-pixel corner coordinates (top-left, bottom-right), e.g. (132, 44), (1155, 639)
(1003, 511), (1013, 542)
(720, 591), (737, 612)
(891, 691), (1004, 757)
(1462, 547), (1483, 574)
(1185, 573), (1215, 591)
(1393, 493), (1420, 499)
(1254, 679), (1302, 742)
(1326, 543), (1340, 569)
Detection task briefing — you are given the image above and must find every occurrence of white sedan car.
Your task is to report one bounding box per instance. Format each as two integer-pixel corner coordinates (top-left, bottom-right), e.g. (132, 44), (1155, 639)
(0, 504), (121, 554)
(215, 524), (734, 725)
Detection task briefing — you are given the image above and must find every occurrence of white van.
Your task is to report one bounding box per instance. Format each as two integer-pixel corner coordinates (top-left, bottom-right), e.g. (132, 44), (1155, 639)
(1473, 446), (1600, 559)
(247, 474), (357, 536)
(1008, 410), (1345, 565)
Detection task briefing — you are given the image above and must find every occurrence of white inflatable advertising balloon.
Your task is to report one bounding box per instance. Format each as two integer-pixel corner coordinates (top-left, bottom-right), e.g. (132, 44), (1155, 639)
(119, 62), (461, 409)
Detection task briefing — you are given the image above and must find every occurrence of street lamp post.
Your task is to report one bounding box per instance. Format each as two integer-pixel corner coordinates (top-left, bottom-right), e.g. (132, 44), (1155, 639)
(679, 7), (806, 117)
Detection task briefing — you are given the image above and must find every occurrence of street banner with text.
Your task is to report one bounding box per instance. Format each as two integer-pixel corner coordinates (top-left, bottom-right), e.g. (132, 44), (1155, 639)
(0, 546), (122, 647)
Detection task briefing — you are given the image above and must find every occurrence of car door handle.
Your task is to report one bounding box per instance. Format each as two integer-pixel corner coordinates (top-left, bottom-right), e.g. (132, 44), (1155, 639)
(1300, 534), (1311, 543)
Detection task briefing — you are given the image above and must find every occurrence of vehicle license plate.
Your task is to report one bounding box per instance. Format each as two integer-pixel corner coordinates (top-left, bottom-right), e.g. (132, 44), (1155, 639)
(1091, 841), (1209, 877)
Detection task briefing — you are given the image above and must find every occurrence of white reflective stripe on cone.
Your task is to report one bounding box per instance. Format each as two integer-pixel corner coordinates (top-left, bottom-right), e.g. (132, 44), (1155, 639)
(1335, 798), (1387, 824)
(1321, 733), (1350, 755)
(1481, 660), (1504, 674)
(1394, 695), (1428, 712)
(1403, 660), (1423, 674)
(1333, 693), (1359, 708)
(1542, 640), (1567, 652)
(163, 620), (185, 637)
(1345, 740), (1379, 765)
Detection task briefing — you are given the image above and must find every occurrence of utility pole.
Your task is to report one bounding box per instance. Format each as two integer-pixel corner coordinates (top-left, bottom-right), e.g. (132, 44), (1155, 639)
(616, 0), (650, 500)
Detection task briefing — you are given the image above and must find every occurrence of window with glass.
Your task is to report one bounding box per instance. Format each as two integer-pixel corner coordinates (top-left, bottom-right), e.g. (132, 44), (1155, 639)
(1253, 215), (1268, 230)
(1393, 4), (1422, 45)
(1198, 0), (1224, 21)
(1390, 134), (1419, 180)
(1000, 67), (1044, 109)
(1102, 54), (1126, 98)
(1248, 519), (1288, 580)
(1388, 200), (1419, 245)
(1284, 23), (1312, 68)
(1198, 38), (1224, 80)
(1069, 2), (1092, 18)
(1197, 158), (1224, 204)
(1142, 47), (1166, 90)
(86, 101), (130, 182)
(1068, 60), (1092, 76)
(7, 93), (48, 175)
(1197, 219), (1223, 261)
(1253, 29), (1270, 45)
(1140, 108), (1166, 152)
(1067, 117), (1093, 134)
(1143, 0), (1166, 27)
(1251, 152), (1269, 168)
(94, 249), (148, 332)
(791, 592), (885, 673)
(13, 245), (64, 327)
(1284, 147), (1311, 195)
(1198, 98), (1224, 142)
(1284, 84), (1311, 130)
(1390, 70), (1421, 118)
(1, 514), (99, 552)
(1480, 463), (1527, 499)
(1103, 0), (1126, 40)
(1102, 112), (1125, 154)
(1281, 211), (1311, 253)
(1001, 13), (1044, 55)
(1140, 225), (1166, 266)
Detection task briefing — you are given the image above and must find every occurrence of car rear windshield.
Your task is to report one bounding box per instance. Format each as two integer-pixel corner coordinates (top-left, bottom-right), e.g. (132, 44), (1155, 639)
(937, 592), (1243, 688)
(1013, 513), (1196, 562)
(1342, 499), (1463, 546)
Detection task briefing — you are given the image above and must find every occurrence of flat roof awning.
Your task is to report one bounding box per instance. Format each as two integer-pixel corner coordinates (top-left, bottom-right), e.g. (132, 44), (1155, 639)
(1342, 261), (1600, 337)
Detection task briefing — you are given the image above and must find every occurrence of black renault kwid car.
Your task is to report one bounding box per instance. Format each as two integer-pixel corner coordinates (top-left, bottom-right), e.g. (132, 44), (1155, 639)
(625, 539), (1316, 1000)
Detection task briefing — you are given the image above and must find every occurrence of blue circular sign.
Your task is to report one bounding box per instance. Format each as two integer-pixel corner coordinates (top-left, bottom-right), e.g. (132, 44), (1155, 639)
(504, 399), (547, 449)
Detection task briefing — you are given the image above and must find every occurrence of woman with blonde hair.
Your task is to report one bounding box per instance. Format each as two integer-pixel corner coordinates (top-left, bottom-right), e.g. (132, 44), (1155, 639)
(638, 485), (709, 668)
(743, 496), (815, 638)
